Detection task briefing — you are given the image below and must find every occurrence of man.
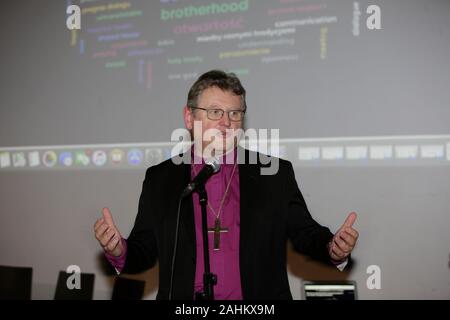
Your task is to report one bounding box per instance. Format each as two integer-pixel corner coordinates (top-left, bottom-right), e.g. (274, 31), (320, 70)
(94, 70), (359, 300)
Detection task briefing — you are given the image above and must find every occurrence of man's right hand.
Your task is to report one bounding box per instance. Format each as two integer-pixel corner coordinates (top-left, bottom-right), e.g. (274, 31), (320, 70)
(94, 207), (124, 257)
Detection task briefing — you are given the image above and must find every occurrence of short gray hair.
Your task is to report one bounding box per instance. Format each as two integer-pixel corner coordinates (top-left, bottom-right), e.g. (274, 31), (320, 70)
(187, 70), (247, 111)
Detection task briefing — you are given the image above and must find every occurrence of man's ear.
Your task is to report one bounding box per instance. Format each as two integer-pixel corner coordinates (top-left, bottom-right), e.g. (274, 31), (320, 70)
(183, 105), (194, 130)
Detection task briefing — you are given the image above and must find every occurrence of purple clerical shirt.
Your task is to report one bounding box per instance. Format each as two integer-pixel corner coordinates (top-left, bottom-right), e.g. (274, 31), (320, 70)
(191, 152), (242, 300)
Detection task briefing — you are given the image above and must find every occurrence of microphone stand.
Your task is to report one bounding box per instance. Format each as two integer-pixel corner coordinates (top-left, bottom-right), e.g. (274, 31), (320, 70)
(195, 184), (217, 300)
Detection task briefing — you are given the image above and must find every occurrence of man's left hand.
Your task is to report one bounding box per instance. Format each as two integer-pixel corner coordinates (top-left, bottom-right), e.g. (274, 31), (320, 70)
(328, 212), (359, 263)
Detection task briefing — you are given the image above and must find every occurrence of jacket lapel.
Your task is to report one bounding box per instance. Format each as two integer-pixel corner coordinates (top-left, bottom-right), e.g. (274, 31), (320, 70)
(239, 150), (261, 297)
(178, 162), (196, 256)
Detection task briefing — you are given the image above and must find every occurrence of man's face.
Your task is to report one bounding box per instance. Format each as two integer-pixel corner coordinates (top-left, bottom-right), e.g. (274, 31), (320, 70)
(184, 86), (244, 158)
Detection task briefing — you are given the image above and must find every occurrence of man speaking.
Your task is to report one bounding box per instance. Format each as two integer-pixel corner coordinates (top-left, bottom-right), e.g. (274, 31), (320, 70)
(94, 70), (359, 300)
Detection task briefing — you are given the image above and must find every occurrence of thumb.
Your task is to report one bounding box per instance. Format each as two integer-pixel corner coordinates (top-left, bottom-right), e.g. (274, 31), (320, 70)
(102, 207), (115, 227)
(341, 212), (357, 229)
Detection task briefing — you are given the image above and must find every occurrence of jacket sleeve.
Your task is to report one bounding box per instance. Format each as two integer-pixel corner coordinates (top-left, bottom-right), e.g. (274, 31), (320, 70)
(122, 166), (159, 274)
(285, 161), (335, 265)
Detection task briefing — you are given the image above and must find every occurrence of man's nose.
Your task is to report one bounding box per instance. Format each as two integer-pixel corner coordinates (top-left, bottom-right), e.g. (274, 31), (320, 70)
(219, 112), (231, 127)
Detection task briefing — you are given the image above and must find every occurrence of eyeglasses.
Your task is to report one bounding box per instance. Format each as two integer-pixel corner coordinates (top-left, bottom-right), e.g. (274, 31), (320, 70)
(190, 107), (245, 122)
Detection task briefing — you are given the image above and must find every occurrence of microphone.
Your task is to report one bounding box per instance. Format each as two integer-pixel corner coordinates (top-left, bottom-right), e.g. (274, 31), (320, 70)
(170, 157), (220, 299)
(181, 158), (220, 198)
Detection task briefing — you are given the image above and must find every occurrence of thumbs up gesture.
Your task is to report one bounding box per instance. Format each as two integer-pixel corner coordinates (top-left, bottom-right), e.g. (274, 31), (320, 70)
(328, 212), (359, 263)
(94, 207), (124, 257)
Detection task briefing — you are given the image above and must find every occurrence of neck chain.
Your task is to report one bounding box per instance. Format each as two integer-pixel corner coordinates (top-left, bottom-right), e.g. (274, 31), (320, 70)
(192, 161), (238, 220)
(192, 161), (238, 250)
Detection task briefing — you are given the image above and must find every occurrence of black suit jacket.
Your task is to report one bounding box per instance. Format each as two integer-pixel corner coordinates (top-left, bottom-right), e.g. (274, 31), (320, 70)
(122, 149), (334, 300)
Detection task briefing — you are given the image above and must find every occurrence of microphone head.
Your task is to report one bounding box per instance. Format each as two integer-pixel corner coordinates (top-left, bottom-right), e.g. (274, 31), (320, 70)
(205, 157), (221, 173)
